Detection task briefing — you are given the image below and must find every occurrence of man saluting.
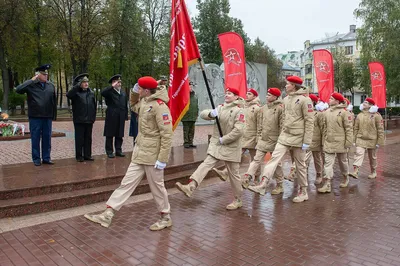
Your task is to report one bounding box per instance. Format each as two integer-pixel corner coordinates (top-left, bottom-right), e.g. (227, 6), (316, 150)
(16, 64), (56, 166)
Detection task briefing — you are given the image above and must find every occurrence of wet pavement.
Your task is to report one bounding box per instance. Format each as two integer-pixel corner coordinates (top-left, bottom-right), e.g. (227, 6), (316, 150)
(0, 143), (400, 265)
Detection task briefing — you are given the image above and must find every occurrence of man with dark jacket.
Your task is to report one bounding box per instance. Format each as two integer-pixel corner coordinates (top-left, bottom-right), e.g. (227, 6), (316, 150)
(67, 73), (96, 162)
(182, 81), (199, 148)
(101, 74), (128, 158)
(16, 64), (56, 166)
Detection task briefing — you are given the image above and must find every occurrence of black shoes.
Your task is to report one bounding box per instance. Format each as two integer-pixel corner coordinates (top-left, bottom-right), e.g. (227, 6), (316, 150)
(77, 158), (84, 162)
(42, 160), (54, 165)
(107, 153), (115, 158)
(34, 161), (41, 166)
(116, 153), (125, 157)
(84, 157), (95, 161)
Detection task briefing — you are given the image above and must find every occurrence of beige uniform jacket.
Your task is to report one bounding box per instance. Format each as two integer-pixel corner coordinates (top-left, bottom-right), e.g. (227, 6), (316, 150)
(255, 99), (284, 153)
(322, 103), (353, 154)
(278, 88), (314, 147)
(242, 97), (261, 149)
(201, 99), (245, 163)
(131, 87), (173, 165)
(354, 110), (384, 149)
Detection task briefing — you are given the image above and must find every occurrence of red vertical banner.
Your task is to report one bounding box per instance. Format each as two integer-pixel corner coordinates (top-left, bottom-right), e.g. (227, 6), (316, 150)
(218, 32), (247, 98)
(313, 49), (335, 103)
(169, 0), (201, 130)
(368, 62), (386, 108)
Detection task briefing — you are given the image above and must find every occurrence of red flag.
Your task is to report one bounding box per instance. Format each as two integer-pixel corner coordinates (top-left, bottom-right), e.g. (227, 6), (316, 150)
(168, 0), (201, 130)
(313, 49), (335, 103)
(368, 62), (386, 108)
(218, 32), (247, 98)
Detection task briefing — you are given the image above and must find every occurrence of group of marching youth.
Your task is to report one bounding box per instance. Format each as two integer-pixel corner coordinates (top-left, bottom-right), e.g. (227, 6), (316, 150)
(177, 75), (385, 207)
(84, 74), (384, 231)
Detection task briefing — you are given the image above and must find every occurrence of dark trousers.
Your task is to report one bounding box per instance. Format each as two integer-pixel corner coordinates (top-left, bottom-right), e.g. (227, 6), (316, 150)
(74, 123), (93, 159)
(106, 136), (123, 155)
(182, 121), (196, 145)
(29, 117), (52, 163)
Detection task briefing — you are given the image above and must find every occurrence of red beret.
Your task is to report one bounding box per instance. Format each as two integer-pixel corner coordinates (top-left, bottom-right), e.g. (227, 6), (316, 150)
(331, 92), (345, 102)
(286, 76), (303, 85)
(344, 98), (350, 105)
(138, 76), (158, 89)
(226, 87), (240, 96)
(365, 97), (375, 105)
(267, 88), (281, 97)
(309, 94), (319, 103)
(247, 88), (258, 97)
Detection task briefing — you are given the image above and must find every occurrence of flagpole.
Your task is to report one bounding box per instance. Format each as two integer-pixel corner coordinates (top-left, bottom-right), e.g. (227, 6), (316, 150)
(198, 58), (223, 137)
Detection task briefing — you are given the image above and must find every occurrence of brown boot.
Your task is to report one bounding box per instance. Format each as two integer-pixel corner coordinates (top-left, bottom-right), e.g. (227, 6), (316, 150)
(349, 166), (360, 179)
(271, 182), (284, 195)
(248, 177), (270, 196)
(176, 180), (197, 198)
(317, 179), (331, 193)
(292, 187), (308, 203)
(241, 174), (253, 189)
(339, 174), (350, 188)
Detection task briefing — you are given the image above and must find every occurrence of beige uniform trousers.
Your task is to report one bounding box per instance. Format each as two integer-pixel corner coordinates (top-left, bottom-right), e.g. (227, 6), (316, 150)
(305, 150), (324, 177)
(353, 147), (377, 171)
(215, 148), (258, 178)
(107, 162), (170, 213)
(323, 153), (348, 179)
(261, 143), (308, 187)
(247, 149), (284, 183)
(191, 155), (243, 198)
(347, 145), (356, 164)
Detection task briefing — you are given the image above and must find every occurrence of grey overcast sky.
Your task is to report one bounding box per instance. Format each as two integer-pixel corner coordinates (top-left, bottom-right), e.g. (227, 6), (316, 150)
(186, 0), (362, 54)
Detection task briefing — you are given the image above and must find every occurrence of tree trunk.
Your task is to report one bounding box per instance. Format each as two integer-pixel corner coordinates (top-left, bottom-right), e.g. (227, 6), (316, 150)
(35, 0), (42, 65)
(0, 38), (10, 112)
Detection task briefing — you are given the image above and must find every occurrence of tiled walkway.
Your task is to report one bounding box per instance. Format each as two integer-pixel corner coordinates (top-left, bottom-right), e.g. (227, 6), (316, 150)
(1, 142), (400, 265)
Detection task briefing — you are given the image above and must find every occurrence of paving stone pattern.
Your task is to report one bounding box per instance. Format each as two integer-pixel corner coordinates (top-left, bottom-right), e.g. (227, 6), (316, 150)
(0, 144), (400, 265)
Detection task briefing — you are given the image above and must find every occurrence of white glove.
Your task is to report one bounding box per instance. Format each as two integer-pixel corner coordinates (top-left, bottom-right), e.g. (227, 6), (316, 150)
(154, 160), (166, 170)
(210, 108), (218, 118)
(132, 83), (139, 93)
(353, 143), (356, 146)
(369, 105), (379, 113)
(376, 144), (379, 149)
(219, 137), (223, 144)
(359, 104), (364, 111)
(347, 104), (353, 112)
(315, 102), (324, 112)
(302, 144), (310, 150)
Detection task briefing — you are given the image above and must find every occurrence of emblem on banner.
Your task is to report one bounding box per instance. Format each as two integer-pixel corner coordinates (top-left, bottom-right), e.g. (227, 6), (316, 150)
(316, 61), (330, 74)
(371, 71), (383, 81)
(224, 48), (242, 66)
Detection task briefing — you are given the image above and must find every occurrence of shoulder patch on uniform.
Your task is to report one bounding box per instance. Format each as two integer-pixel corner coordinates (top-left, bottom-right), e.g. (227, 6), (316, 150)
(162, 113), (169, 120)
(156, 99), (164, 105)
(239, 113), (245, 123)
(307, 103), (313, 112)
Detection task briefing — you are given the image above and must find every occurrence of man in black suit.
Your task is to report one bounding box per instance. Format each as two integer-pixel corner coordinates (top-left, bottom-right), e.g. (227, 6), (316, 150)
(67, 73), (96, 162)
(101, 74), (128, 158)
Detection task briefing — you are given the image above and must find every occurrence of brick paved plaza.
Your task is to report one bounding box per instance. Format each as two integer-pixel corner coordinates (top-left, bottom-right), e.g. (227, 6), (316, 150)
(0, 140), (400, 265)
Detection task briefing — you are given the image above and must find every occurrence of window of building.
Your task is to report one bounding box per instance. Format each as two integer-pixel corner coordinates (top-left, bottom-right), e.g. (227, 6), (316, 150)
(361, 95), (366, 103)
(345, 46), (354, 55)
(347, 95), (353, 103)
(305, 65), (312, 74)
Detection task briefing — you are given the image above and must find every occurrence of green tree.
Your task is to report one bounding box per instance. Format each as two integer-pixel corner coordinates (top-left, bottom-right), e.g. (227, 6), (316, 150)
(193, 0), (249, 63)
(355, 0), (400, 99)
(247, 37), (284, 88)
(332, 49), (359, 101)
